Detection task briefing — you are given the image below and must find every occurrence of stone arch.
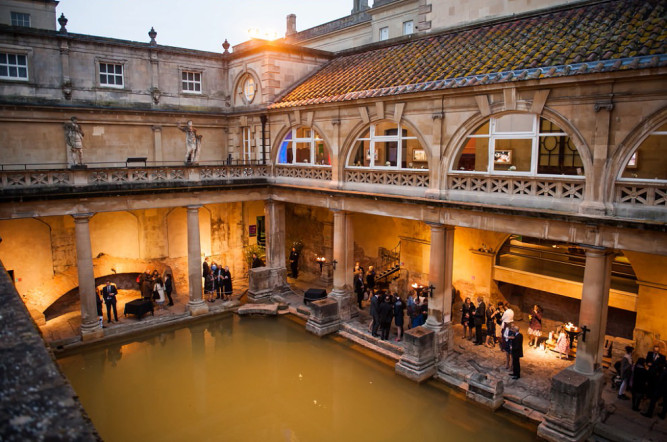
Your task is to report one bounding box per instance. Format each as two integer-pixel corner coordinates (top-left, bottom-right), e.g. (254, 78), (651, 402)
(604, 106), (667, 202)
(231, 68), (262, 106)
(340, 117), (433, 173)
(90, 211), (140, 259)
(166, 207), (212, 258)
(270, 121), (334, 166)
(440, 108), (593, 190)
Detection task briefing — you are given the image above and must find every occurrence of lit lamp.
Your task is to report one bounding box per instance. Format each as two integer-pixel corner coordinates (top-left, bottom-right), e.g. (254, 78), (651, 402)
(316, 256), (326, 272)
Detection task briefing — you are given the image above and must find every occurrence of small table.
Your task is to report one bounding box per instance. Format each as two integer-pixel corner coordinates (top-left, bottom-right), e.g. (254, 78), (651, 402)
(124, 299), (154, 319)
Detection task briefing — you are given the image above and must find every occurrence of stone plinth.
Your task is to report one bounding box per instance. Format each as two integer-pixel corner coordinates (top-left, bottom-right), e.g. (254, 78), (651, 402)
(248, 267), (289, 303)
(432, 322), (453, 361)
(467, 373), (505, 410)
(305, 298), (341, 336)
(329, 288), (356, 321)
(537, 366), (604, 442)
(186, 299), (209, 317)
(395, 326), (436, 383)
(237, 303), (279, 316)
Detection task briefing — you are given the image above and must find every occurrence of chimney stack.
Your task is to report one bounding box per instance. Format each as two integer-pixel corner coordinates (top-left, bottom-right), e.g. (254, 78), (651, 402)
(286, 14), (296, 37)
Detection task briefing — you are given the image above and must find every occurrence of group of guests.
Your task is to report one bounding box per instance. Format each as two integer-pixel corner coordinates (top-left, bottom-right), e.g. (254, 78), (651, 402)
(617, 344), (667, 418)
(139, 269), (174, 309)
(368, 291), (406, 341)
(202, 257), (233, 302)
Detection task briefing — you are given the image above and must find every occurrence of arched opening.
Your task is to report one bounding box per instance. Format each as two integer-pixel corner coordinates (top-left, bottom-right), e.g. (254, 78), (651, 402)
(346, 121), (427, 170)
(618, 122), (667, 181)
(277, 127), (331, 166)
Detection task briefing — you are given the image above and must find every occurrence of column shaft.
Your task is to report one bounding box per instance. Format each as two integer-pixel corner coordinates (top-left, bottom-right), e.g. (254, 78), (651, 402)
(73, 214), (102, 339)
(575, 247), (613, 375)
(186, 206), (207, 315)
(332, 210), (347, 291)
(331, 209), (354, 320)
(265, 200), (286, 269)
(425, 224), (446, 329)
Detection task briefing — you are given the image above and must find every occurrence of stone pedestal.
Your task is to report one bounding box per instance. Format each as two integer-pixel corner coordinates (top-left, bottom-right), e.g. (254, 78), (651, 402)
(248, 267), (288, 303)
(432, 322), (453, 361)
(329, 288), (355, 321)
(320, 263), (334, 284)
(395, 326), (436, 383)
(467, 373), (505, 410)
(537, 366), (605, 442)
(305, 298), (341, 336)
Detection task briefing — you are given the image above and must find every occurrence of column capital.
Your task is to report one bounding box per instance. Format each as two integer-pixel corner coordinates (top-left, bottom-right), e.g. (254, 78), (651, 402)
(72, 213), (94, 223)
(424, 221), (454, 230)
(186, 205), (202, 211)
(578, 244), (614, 257)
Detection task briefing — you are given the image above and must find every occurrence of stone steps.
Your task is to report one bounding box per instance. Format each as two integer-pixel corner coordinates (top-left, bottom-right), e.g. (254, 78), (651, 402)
(338, 323), (404, 361)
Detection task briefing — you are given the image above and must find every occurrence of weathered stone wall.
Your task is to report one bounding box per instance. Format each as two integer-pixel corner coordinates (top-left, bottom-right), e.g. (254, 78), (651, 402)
(285, 204), (332, 275)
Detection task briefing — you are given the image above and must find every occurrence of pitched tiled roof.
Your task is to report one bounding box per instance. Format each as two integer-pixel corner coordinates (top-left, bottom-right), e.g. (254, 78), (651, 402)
(270, 0), (667, 109)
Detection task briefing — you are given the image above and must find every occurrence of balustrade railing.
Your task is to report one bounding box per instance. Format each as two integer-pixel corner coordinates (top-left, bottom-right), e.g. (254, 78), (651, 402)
(448, 174), (585, 200)
(614, 181), (667, 207)
(275, 165), (332, 180)
(345, 169), (429, 187)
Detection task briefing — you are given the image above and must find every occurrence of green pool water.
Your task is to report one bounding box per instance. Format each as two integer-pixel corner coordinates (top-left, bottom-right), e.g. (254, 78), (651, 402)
(58, 315), (537, 441)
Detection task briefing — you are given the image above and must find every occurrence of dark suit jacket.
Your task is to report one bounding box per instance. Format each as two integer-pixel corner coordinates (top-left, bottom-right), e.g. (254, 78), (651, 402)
(512, 332), (524, 358)
(474, 302), (486, 325)
(353, 275), (364, 294)
(101, 284), (117, 303)
(370, 295), (379, 319)
(647, 351), (666, 368)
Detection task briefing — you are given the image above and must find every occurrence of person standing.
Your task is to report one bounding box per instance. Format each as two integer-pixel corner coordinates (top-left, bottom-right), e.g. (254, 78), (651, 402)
(461, 297), (475, 340)
(555, 325), (570, 360)
(503, 322), (515, 370)
(154, 276), (166, 309)
(211, 263), (222, 299)
(354, 272), (365, 309)
(379, 294), (394, 341)
(646, 345), (666, 372)
(289, 247), (300, 278)
(221, 266), (233, 300)
(370, 291), (380, 337)
(101, 281), (118, 323)
(510, 325), (524, 379)
(164, 273), (174, 306)
(618, 346), (634, 400)
(251, 253), (264, 268)
(202, 257), (211, 279)
(485, 305), (499, 348)
(365, 266), (376, 292)
(394, 295), (405, 342)
(631, 358), (649, 411)
(528, 304), (543, 347)
(140, 269), (152, 300)
(474, 296), (486, 345)
(95, 288), (104, 328)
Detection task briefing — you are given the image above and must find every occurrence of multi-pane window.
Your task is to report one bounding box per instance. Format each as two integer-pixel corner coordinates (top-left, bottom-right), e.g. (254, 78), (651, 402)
(181, 71), (201, 93)
(10, 12), (30, 27)
(452, 114), (582, 176)
(403, 21), (414, 35)
(99, 62), (123, 87)
(379, 27), (389, 41)
(242, 127), (252, 162)
(620, 122), (667, 181)
(347, 122), (425, 169)
(0, 53), (28, 80)
(278, 127), (331, 166)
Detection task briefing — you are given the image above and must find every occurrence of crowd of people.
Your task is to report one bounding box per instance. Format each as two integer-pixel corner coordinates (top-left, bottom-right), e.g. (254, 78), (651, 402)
(138, 269), (174, 309)
(617, 344), (667, 418)
(202, 257), (234, 302)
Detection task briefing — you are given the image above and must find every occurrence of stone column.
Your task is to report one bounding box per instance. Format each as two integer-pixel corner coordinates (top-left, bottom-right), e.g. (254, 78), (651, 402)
(575, 246), (613, 375)
(186, 205), (208, 316)
(152, 125), (162, 162)
(73, 214), (103, 340)
(330, 209), (355, 320)
(424, 223), (455, 359)
(538, 245), (612, 442)
(265, 200), (286, 270)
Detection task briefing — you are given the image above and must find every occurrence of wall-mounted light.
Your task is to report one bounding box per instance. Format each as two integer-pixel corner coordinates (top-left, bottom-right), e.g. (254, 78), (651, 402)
(332, 259), (338, 270)
(316, 256), (326, 272)
(427, 284), (435, 298)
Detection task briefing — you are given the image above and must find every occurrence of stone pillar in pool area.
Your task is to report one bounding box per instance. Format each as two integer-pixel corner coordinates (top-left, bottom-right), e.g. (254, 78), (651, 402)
(73, 213), (103, 341)
(538, 246), (612, 442)
(423, 223), (455, 360)
(329, 209), (355, 321)
(248, 200), (288, 302)
(395, 326), (436, 382)
(186, 205), (208, 316)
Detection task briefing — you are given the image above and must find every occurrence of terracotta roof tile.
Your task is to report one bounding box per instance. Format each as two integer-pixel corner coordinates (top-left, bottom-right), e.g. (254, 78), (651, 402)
(270, 0), (667, 109)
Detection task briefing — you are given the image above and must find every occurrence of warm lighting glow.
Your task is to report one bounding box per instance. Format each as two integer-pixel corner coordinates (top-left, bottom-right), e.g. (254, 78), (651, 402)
(247, 27), (280, 40)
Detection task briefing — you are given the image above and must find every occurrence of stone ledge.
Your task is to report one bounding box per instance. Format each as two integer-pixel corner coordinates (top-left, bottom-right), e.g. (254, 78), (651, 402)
(237, 303), (279, 316)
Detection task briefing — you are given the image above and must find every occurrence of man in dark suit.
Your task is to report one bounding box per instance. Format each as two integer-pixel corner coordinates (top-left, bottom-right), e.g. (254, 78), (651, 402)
(289, 247), (300, 278)
(474, 296), (486, 345)
(511, 325), (524, 379)
(370, 291), (381, 337)
(101, 281), (118, 323)
(647, 345), (666, 372)
(354, 273), (365, 309)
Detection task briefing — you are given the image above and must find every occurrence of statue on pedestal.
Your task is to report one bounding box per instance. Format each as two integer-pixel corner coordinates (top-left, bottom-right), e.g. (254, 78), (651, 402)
(178, 120), (202, 164)
(63, 116), (85, 167)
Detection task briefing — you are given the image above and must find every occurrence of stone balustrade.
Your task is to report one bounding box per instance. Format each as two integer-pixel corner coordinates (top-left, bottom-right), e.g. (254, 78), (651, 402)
(345, 169), (430, 187)
(615, 180), (667, 207)
(448, 173), (585, 200)
(275, 165), (332, 180)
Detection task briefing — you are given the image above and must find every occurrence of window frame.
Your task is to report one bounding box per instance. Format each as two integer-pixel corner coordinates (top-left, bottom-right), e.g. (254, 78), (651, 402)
(242, 127), (252, 162)
(402, 20), (414, 36)
(10, 12), (30, 27)
(277, 127), (331, 167)
(0, 51), (29, 81)
(379, 26), (389, 41)
(180, 69), (202, 94)
(617, 128), (667, 182)
(97, 60), (125, 89)
(451, 114), (583, 178)
(346, 122), (426, 170)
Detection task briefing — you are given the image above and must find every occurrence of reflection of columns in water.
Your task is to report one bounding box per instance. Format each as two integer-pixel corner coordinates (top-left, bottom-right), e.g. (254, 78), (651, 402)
(575, 246), (613, 375)
(73, 213), (103, 339)
(189, 323), (208, 415)
(330, 209), (355, 320)
(186, 205), (207, 315)
(265, 200), (286, 269)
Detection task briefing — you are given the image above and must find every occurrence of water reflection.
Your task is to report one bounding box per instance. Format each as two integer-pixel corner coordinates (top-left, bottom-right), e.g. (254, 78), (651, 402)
(58, 315), (537, 442)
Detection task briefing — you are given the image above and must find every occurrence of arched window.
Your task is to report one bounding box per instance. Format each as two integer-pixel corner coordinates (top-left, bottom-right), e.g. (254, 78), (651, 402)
(619, 122), (667, 181)
(236, 73), (257, 105)
(347, 121), (426, 169)
(277, 127), (331, 166)
(452, 114), (582, 176)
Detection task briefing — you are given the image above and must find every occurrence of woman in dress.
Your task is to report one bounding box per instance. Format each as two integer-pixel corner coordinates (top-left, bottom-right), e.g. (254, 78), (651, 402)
(154, 276), (166, 309)
(461, 297), (475, 340)
(221, 265), (233, 300)
(555, 325), (570, 360)
(486, 305), (500, 348)
(528, 304), (543, 348)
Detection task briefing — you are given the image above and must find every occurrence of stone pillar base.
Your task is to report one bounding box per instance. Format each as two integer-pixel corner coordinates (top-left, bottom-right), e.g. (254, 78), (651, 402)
(395, 327), (436, 383)
(305, 298), (341, 337)
(187, 300), (209, 317)
(537, 367), (604, 442)
(424, 321), (453, 361)
(81, 323), (103, 341)
(248, 267), (289, 303)
(329, 288), (355, 321)
(467, 373), (505, 410)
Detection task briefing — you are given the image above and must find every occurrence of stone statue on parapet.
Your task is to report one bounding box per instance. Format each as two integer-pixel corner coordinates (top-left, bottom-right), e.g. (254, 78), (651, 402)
(63, 116), (85, 167)
(178, 120), (202, 164)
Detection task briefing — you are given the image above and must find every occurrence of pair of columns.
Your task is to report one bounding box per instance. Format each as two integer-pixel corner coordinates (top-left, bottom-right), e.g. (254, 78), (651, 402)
(73, 206), (209, 340)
